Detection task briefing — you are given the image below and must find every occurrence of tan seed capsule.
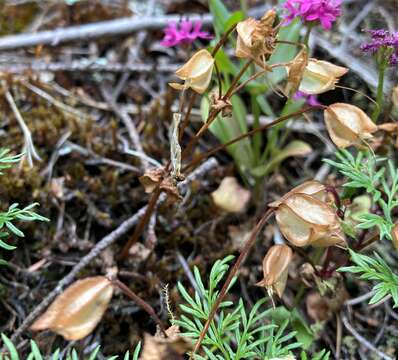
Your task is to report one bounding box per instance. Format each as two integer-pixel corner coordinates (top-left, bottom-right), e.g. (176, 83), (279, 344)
(31, 276), (113, 340)
(256, 245), (293, 298)
(274, 192), (345, 248)
(299, 59), (348, 95)
(169, 49), (214, 94)
(324, 103), (377, 148)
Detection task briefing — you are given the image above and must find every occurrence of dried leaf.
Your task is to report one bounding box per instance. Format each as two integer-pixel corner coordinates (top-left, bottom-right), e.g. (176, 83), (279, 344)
(324, 103), (377, 148)
(139, 168), (181, 201)
(211, 177), (251, 213)
(31, 276), (113, 340)
(169, 49), (214, 94)
(139, 326), (191, 360)
(299, 59), (348, 95)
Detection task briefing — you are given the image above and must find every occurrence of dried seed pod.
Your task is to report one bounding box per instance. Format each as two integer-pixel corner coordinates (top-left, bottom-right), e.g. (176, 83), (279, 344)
(31, 276), (113, 340)
(324, 103), (377, 148)
(256, 244), (293, 298)
(285, 48), (308, 96)
(269, 180), (327, 208)
(169, 49), (214, 94)
(211, 177), (251, 213)
(299, 59), (348, 95)
(275, 193), (345, 247)
(139, 168), (181, 201)
(236, 9), (278, 65)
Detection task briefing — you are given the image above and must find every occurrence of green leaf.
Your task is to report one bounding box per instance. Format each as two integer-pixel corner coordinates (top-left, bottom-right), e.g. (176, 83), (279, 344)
(251, 140), (312, 177)
(1, 334), (19, 360)
(209, 0), (231, 36)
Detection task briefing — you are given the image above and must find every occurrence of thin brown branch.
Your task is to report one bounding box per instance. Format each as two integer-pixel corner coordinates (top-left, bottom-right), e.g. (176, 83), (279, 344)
(190, 208), (275, 357)
(113, 279), (167, 336)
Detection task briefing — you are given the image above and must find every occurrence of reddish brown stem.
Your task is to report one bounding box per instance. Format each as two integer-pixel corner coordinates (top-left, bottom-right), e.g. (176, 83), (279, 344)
(113, 279), (167, 336)
(190, 208), (275, 357)
(120, 186), (162, 259)
(183, 107), (319, 172)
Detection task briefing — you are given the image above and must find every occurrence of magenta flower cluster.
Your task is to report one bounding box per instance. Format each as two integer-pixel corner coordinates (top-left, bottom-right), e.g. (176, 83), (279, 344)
(361, 29), (398, 66)
(160, 20), (213, 47)
(283, 0), (342, 30)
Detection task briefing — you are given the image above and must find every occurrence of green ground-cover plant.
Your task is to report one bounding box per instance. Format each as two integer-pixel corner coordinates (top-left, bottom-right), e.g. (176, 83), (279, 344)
(0, 333), (141, 360)
(174, 256), (330, 359)
(0, 149), (48, 265)
(325, 149), (398, 307)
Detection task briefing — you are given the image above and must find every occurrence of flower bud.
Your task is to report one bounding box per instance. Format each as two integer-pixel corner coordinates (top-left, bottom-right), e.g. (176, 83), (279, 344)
(324, 103), (377, 148)
(274, 192), (345, 247)
(256, 244), (293, 298)
(169, 49), (214, 94)
(31, 276), (113, 340)
(299, 59), (348, 95)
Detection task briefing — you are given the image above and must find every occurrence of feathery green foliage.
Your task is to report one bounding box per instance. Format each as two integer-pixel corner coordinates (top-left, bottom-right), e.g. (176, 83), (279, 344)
(324, 149), (398, 241)
(174, 256), (329, 359)
(339, 249), (398, 307)
(0, 149), (48, 264)
(0, 334), (141, 360)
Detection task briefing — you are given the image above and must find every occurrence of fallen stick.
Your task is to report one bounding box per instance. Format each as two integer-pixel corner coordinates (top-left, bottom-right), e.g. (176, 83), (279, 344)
(3, 157), (218, 347)
(0, 7), (267, 51)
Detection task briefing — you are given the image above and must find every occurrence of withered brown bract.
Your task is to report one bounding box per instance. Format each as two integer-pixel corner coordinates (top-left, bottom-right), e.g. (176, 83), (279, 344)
(31, 276), (114, 340)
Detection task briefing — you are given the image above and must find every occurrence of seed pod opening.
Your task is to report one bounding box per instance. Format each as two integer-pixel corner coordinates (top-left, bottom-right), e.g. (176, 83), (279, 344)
(299, 59), (348, 95)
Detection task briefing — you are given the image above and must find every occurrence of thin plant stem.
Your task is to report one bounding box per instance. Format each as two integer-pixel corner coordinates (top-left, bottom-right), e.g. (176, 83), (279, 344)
(372, 56), (386, 123)
(120, 186), (162, 258)
(190, 208), (275, 357)
(183, 107), (320, 172)
(222, 60), (253, 100)
(303, 24), (314, 47)
(118, 25), (236, 258)
(113, 279), (167, 336)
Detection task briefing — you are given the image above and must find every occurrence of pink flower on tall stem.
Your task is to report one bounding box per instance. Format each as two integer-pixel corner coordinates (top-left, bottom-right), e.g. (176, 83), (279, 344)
(282, 0), (342, 30)
(160, 20), (213, 47)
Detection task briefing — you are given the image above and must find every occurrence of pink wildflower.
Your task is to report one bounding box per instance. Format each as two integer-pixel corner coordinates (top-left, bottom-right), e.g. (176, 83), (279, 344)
(293, 91), (321, 106)
(283, 0), (342, 30)
(160, 20), (213, 47)
(361, 29), (398, 66)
